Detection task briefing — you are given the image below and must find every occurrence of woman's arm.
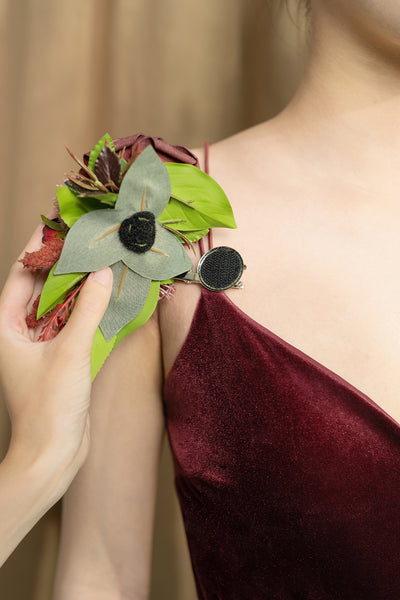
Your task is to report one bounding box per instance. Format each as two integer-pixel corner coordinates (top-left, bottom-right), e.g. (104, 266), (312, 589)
(53, 310), (165, 600)
(0, 225), (113, 566)
(0, 443), (74, 567)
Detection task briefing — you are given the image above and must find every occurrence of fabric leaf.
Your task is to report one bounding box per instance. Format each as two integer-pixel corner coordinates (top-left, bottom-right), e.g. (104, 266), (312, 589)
(55, 209), (127, 274)
(100, 262), (152, 341)
(120, 221), (193, 281)
(115, 146), (171, 217)
(114, 280), (160, 345)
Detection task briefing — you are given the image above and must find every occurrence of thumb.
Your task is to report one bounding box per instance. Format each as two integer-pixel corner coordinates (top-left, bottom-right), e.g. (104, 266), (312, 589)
(58, 268), (113, 351)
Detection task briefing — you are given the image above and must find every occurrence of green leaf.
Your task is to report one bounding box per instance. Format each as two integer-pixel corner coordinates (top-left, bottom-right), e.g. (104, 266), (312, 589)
(164, 163), (237, 229)
(90, 279), (160, 381)
(172, 228), (209, 243)
(114, 280), (160, 346)
(37, 263), (86, 318)
(183, 229), (209, 243)
(78, 192), (118, 206)
(90, 327), (116, 381)
(57, 186), (88, 227)
(158, 198), (209, 231)
(88, 133), (115, 173)
(120, 157), (128, 175)
(40, 215), (64, 231)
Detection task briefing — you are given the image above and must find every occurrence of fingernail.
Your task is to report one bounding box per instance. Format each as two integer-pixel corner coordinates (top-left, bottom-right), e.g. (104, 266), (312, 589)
(90, 268), (113, 287)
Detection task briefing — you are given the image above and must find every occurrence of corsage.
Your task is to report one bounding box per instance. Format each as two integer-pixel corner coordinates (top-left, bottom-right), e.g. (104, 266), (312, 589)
(22, 134), (238, 379)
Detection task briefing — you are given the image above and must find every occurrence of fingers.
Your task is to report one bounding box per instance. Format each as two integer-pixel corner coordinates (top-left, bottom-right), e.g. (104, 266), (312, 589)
(0, 223), (45, 331)
(56, 268), (113, 353)
(43, 205), (59, 221)
(0, 207), (62, 333)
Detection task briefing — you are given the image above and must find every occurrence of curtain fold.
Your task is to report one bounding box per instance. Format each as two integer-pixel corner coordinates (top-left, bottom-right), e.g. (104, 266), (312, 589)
(0, 1), (308, 598)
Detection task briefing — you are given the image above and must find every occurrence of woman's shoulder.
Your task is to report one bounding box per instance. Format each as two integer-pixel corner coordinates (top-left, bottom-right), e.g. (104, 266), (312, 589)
(158, 118), (295, 377)
(192, 116), (301, 215)
(194, 117), (287, 174)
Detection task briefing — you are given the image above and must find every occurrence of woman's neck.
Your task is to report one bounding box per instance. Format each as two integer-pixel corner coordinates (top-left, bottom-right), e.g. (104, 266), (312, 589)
(271, 2), (400, 198)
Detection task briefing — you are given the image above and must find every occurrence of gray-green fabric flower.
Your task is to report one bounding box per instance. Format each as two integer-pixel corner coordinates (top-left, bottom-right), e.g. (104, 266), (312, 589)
(55, 146), (193, 341)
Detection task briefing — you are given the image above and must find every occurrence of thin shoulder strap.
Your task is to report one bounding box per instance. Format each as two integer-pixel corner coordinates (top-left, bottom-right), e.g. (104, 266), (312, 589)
(204, 140), (210, 175)
(199, 141), (213, 257)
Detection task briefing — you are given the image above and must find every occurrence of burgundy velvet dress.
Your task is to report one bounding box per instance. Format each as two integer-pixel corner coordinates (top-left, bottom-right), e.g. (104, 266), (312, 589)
(163, 287), (400, 600)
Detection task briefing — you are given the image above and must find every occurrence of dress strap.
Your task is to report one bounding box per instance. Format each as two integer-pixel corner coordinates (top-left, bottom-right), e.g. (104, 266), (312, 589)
(204, 140), (210, 175)
(199, 141), (213, 257)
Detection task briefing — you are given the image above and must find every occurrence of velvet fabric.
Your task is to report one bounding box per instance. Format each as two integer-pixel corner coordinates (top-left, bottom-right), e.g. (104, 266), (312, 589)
(163, 287), (400, 600)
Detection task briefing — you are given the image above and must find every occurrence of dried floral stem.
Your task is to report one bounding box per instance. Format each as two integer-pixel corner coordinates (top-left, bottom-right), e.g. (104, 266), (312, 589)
(107, 178), (119, 192)
(68, 173), (109, 193)
(67, 175), (99, 191)
(161, 225), (195, 254)
(159, 283), (176, 300)
(125, 150), (139, 171)
(170, 194), (195, 208)
(66, 147), (97, 181)
(160, 219), (187, 224)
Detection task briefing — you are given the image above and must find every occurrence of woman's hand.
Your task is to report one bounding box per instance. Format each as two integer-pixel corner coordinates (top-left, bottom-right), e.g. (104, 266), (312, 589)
(0, 223), (113, 485)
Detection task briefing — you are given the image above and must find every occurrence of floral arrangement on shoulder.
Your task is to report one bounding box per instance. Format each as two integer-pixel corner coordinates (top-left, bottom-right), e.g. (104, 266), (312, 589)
(21, 134), (236, 379)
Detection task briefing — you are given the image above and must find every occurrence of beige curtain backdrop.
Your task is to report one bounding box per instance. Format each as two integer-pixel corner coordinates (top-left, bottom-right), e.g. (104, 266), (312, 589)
(0, 0), (308, 598)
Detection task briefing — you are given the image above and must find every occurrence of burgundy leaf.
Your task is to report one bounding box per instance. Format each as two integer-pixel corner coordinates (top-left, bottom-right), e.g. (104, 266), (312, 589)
(94, 146), (121, 186)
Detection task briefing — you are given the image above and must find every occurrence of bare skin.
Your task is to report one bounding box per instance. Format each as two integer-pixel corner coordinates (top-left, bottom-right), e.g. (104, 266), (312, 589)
(162, 1), (400, 427)
(0, 224), (113, 567)
(54, 0), (400, 597)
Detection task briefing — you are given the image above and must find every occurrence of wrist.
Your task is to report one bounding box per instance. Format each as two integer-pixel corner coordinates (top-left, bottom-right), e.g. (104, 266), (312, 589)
(0, 450), (75, 567)
(5, 437), (83, 506)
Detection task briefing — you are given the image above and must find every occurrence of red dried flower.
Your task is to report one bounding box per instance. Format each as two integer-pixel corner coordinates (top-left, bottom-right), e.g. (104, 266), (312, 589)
(25, 278), (87, 340)
(20, 237), (65, 272)
(42, 224), (65, 243)
(20, 220), (67, 273)
(26, 296), (45, 329)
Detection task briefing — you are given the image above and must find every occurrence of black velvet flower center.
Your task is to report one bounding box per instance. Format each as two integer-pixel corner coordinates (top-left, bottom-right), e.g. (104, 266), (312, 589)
(119, 211), (156, 253)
